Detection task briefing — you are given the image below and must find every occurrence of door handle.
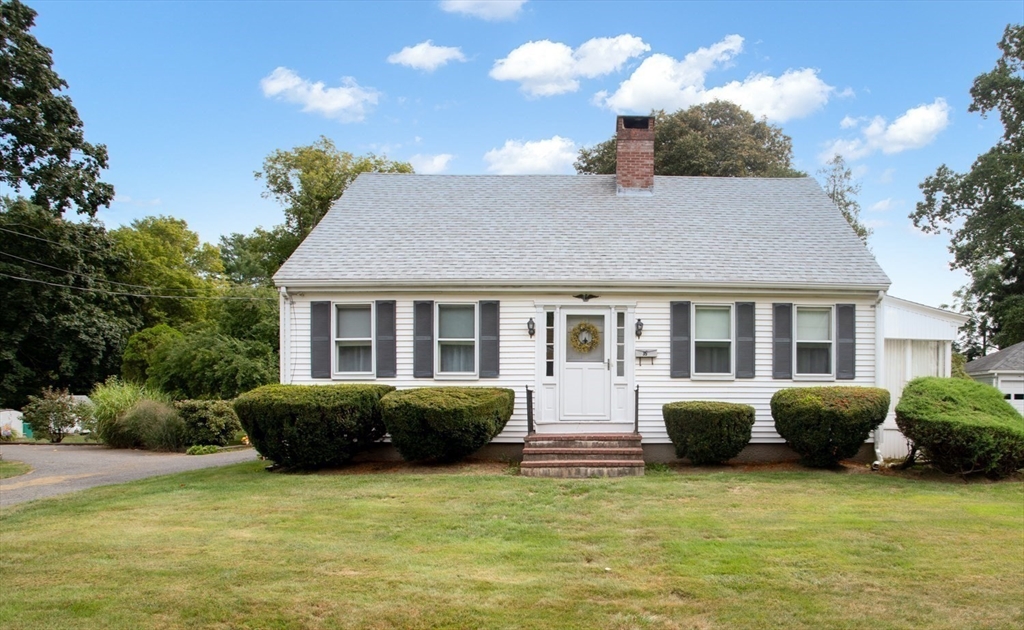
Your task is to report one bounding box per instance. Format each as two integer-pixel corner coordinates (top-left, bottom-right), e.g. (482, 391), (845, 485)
(606, 358), (611, 370)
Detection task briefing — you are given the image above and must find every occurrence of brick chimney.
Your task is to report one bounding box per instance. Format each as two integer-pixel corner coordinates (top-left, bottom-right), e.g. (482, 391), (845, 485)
(615, 115), (655, 195)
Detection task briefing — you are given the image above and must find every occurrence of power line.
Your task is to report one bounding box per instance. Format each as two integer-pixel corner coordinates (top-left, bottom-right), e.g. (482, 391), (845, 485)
(0, 250), (165, 291)
(0, 271), (276, 301)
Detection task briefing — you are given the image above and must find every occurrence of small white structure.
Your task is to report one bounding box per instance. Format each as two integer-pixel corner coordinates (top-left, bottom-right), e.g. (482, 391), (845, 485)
(0, 409), (25, 438)
(875, 296), (968, 460)
(966, 341), (1024, 415)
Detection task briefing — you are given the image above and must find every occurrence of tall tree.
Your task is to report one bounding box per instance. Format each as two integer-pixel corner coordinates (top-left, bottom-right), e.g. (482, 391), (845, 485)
(817, 154), (871, 244)
(255, 136), (413, 239)
(0, 0), (113, 216)
(219, 225), (299, 287)
(574, 102), (804, 178)
(110, 216), (224, 329)
(911, 24), (1024, 349)
(0, 199), (142, 408)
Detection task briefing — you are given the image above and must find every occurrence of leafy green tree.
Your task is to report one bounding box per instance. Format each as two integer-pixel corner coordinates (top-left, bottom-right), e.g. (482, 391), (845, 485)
(0, 0), (113, 216)
(817, 154), (871, 244)
(21, 386), (90, 443)
(219, 225), (299, 286)
(911, 24), (1024, 349)
(255, 136), (413, 239)
(213, 286), (279, 350)
(146, 330), (277, 400)
(121, 323), (183, 383)
(0, 199), (142, 408)
(574, 102), (804, 178)
(110, 216), (224, 329)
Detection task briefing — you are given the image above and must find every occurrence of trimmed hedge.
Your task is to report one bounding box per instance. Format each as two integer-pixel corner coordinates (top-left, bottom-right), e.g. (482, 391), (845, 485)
(233, 384), (394, 468)
(122, 399), (185, 451)
(381, 387), (515, 462)
(896, 377), (1024, 478)
(771, 386), (890, 468)
(662, 401), (755, 465)
(175, 400), (243, 447)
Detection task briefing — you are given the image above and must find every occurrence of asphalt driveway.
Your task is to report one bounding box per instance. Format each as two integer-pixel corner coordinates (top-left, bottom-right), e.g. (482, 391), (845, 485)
(0, 444), (258, 508)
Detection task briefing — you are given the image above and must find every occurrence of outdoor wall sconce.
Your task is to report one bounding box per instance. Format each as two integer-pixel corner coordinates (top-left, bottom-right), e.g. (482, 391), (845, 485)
(635, 319), (644, 338)
(527, 317), (536, 338)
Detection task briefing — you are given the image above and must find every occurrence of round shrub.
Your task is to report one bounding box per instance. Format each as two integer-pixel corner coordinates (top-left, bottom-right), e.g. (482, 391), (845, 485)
(662, 401), (755, 465)
(896, 377), (1024, 478)
(120, 399), (185, 451)
(175, 400), (243, 447)
(381, 387), (515, 462)
(233, 384), (394, 468)
(771, 386), (889, 468)
(91, 377), (170, 447)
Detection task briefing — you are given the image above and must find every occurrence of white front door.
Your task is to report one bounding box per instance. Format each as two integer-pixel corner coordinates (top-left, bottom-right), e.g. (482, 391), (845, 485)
(561, 309), (611, 420)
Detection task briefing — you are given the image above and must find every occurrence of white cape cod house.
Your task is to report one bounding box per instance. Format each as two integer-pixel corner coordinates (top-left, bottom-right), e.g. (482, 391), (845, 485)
(273, 116), (964, 465)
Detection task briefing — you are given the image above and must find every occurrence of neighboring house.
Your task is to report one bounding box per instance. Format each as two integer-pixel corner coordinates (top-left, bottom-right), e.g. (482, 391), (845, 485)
(966, 341), (1024, 415)
(273, 115), (965, 465)
(1, 409), (24, 438)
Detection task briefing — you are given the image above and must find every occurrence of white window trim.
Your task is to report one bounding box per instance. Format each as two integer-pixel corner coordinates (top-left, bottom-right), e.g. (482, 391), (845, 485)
(435, 302), (479, 379)
(793, 305), (835, 380)
(332, 301), (375, 380)
(692, 303), (735, 380)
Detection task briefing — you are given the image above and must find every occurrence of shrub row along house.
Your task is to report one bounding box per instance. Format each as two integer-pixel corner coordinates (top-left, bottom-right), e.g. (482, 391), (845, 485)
(272, 116), (965, 474)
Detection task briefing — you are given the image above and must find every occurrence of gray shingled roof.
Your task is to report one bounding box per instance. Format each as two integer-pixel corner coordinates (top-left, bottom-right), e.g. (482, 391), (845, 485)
(274, 173), (891, 289)
(966, 341), (1024, 374)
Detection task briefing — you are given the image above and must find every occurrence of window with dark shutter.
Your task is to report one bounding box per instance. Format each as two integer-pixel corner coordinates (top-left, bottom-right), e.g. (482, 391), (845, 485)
(670, 301), (691, 378)
(479, 301), (500, 378)
(772, 303), (793, 379)
(413, 301), (434, 378)
(310, 301), (331, 379)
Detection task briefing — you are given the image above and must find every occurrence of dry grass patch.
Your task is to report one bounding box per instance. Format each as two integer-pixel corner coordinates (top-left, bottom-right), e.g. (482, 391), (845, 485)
(0, 462), (1021, 629)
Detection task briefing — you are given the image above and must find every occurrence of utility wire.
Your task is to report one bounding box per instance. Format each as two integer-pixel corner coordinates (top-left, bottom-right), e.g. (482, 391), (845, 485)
(0, 271), (276, 301)
(0, 250), (167, 291)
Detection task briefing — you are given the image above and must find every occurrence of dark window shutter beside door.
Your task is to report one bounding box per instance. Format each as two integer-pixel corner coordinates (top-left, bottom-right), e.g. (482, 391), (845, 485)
(310, 301), (331, 379)
(736, 302), (755, 378)
(479, 301), (500, 378)
(670, 301), (691, 378)
(413, 300), (434, 378)
(375, 300), (396, 378)
(772, 303), (793, 379)
(836, 304), (856, 380)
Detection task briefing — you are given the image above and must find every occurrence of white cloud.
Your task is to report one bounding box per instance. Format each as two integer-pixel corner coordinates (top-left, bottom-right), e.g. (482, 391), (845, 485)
(491, 35), (649, 97)
(598, 35), (833, 122)
(410, 153), (454, 174)
(879, 168), (896, 183)
(387, 41), (467, 72)
(260, 67), (379, 123)
(820, 98), (951, 161)
(840, 115), (862, 129)
(483, 136), (577, 174)
(440, 0), (526, 21)
(869, 198), (895, 212)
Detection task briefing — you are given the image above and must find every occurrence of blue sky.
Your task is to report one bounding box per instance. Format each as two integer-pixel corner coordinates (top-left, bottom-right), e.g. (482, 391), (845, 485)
(24, 0), (1021, 308)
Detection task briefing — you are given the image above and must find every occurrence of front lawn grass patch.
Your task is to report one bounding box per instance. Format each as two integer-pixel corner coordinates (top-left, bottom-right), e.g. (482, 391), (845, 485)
(0, 464), (1021, 629)
(0, 459), (31, 479)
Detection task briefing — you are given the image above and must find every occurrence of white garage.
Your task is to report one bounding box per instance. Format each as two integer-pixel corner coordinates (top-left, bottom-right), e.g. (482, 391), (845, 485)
(875, 296), (968, 461)
(966, 341), (1024, 415)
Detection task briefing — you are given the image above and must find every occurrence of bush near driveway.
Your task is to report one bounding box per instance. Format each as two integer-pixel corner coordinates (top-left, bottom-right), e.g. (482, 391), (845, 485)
(771, 386), (889, 468)
(896, 376), (1024, 478)
(233, 384), (394, 468)
(381, 387), (515, 462)
(175, 400), (242, 447)
(662, 401), (755, 465)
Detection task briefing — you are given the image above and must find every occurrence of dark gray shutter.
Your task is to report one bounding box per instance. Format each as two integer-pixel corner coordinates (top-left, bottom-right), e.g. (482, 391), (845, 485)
(479, 300), (500, 378)
(413, 300), (434, 378)
(836, 303), (856, 380)
(772, 303), (793, 379)
(670, 301), (691, 379)
(375, 300), (396, 378)
(736, 302), (755, 379)
(310, 301), (331, 379)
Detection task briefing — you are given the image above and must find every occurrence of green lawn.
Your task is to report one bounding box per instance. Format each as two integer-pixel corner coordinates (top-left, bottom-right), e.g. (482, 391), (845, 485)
(0, 458), (31, 479)
(1, 462), (1021, 630)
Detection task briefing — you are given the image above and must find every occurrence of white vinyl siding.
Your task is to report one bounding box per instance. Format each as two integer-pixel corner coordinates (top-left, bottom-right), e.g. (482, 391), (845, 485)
(281, 291), (879, 444)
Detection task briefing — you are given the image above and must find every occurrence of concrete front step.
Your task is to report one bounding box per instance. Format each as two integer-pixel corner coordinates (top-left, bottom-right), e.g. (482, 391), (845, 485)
(520, 459), (645, 478)
(525, 434), (642, 450)
(522, 447), (644, 462)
